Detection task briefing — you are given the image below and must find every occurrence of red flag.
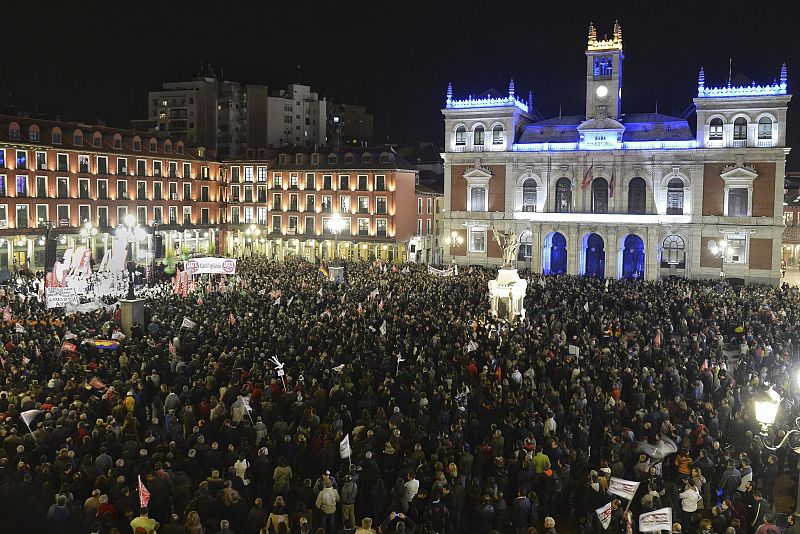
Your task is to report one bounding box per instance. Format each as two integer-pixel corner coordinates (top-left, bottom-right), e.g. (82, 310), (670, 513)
(581, 163), (594, 190)
(168, 341), (176, 356)
(89, 377), (107, 390)
(138, 475), (151, 508)
(609, 169), (616, 198)
(228, 311), (236, 327)
(61, 341), (77, 353)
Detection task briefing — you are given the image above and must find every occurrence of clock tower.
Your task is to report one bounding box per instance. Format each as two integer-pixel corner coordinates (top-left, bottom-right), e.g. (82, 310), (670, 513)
(585, 21), (623, 120)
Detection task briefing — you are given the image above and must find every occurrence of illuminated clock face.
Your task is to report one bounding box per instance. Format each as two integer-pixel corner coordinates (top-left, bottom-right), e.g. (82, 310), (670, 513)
(596, 85), (608, 98)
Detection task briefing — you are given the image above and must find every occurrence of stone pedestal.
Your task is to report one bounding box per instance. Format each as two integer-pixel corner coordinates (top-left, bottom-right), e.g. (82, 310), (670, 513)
(120, 298), (145, 337)
(488, 268), (528, 323)
(329, 266), (345, 284)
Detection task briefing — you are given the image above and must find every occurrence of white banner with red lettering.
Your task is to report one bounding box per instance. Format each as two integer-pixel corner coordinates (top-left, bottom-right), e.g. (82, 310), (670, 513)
(608, 477), (640, 501)
(184, 257), (237, 275)
(639, 508), (672, 533)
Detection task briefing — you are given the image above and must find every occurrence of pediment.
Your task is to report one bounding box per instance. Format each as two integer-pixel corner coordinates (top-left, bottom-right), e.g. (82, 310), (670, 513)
(720, 164), (758, 181)
(577, 117), (625, 132)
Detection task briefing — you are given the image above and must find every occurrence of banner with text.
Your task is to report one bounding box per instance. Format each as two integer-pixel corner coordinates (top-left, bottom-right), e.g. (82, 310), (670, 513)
(184, 257), (237, 275)
(639, 508), (672, 533)
(608, 477), (640, 501)
(46, 287), (79, 309)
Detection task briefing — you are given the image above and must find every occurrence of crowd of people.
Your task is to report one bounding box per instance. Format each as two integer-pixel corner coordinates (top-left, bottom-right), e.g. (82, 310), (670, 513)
(2, 257), (800, 534)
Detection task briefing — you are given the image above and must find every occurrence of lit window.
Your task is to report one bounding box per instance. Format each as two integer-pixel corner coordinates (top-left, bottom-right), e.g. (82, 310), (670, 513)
(473, 126), (484, 146)
(733, 117), (747, 140)
(468, 228), (486, 253)
(455, 126), (466, 146)
(758, 117), (773, 140)
(492, 125), (504, 145)
(709, 118), (723, 140)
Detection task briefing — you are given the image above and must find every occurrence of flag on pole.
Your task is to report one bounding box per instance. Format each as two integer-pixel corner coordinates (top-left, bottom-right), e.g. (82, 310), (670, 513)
(609, 169), (616, 198)
(181, 317), (197, 330)
(339, 434), (352, 459)
(608, 477), (640, 500)
(14, 323), (25, 334)
(596, 502), (613, 530)
(584, 302), (590, 313)
(274, 296), (281, 306)
(21, 409), (43, 431)
(138, 475), (151, 508)
(357, 303), (363, 314)
(61, 341), (77, 353)
(380, 320), (387, 336)
(228, 311), (236, 326)
(465, 340), (479, 353)
(639, 508), (673, 533)
(319, 264), (330, 278)
(89, 377), (107, 391)
(168, 341), (176, 355)
(368, 288), (379, 301)
(581, 163), (594, 190)
(2, 304), (10, 322)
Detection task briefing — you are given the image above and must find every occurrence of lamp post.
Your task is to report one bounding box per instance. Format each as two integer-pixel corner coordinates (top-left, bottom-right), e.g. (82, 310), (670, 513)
(245, 224), (261, 256)
(708, 239), (732, 279)
(444, 231), (464, 265)
(753, 387), (800, 511)
(80, 221), (98, 257)
(122, 214), (138, 300)
(329, 211), (346, 265)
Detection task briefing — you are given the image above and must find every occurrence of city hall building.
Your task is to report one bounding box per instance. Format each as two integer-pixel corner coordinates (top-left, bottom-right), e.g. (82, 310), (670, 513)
(441, 22), (791, 284)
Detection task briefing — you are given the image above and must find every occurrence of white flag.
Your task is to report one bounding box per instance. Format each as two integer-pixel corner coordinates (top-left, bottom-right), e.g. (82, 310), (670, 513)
(14, 323), (25, 334)
(339, 434), (352, 459)
(584, 302), (590, 312)
(369, 288), (379, 301)
(466, 340), (479, 353)
(380, 320), (387, 336)
(181, 317), (197, 329)
(274, 296), (281, 306)
(639, 508), (672, 533)
(21, 409), (43, 429)
(596, 502), (612, 530)
(539, 277), (546, 288)
(287, 296), (294, 306)
(608, 477), (640, 501)
(318, 286), (323, 297)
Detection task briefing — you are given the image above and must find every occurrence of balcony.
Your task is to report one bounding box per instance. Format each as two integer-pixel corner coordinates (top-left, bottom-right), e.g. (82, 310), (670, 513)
(731, 139), (747, 148)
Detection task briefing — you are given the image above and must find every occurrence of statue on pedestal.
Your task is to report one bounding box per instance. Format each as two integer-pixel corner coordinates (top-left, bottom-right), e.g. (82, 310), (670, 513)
(491, 227), (519, 268)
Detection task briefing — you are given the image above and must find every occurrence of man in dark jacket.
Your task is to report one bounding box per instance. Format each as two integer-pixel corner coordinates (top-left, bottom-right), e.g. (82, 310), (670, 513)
(511, 488), (532, 534)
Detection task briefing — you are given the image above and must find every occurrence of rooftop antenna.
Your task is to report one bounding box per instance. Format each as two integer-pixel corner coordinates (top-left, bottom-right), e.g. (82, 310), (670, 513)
(558, 104), (562, 117)
(297, 64), (301, 83)
(655, 101), (658, 114)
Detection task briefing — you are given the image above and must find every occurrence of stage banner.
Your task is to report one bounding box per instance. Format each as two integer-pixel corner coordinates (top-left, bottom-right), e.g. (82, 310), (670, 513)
(184, 257), (237, 275)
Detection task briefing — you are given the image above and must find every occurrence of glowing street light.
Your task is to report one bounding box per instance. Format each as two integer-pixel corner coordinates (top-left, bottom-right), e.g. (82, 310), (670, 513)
(329, 211), (347, 265)
(444, 231), (464, 264)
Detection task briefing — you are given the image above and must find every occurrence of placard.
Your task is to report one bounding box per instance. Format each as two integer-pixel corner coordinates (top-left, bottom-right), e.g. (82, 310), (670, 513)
(184, 257), (237, 275)
(46, 287), (79, 309)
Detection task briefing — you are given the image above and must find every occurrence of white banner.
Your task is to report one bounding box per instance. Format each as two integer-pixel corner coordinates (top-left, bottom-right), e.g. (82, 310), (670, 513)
(181, 317), (197, 329)
(46, 287), (79, 309)
(608, 477), (640, 501)
(639, 508), (672, 533)
(596, 502), (612, 530)
(184, 257), (237, 275)
(339, 434), (352, 459)
(427, 265), (454, 277)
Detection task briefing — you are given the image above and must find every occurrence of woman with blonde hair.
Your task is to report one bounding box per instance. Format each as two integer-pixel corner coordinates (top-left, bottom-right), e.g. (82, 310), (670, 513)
(265, 496), (289, 533)
(185, 510), (204, 534)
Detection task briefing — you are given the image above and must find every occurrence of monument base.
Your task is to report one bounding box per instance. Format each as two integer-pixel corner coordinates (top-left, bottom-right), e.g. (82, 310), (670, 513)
(120, 298), (145, 337)
(488, 268), (528, 323)
(329, 266), (345, 284)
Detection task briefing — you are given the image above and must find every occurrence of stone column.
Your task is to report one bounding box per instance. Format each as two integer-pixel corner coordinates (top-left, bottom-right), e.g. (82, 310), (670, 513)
(567, 226), (580, 275)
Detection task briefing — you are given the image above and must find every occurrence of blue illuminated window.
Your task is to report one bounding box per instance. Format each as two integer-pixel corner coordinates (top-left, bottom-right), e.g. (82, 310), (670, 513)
(594, 57), (612, 78)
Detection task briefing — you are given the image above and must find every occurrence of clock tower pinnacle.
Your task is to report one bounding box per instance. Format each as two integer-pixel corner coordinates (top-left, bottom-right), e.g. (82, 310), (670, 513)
(585, 20), (624, 120)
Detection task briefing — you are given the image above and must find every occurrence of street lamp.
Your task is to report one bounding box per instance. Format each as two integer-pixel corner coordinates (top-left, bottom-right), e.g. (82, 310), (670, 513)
(444, 231), (464, 265)
(80, 221), (98, 250)
(708, 239), (732, 279)
(329, 211), (346, 265)
(245, 224), (261, 256)
(753, 386), (800, 511)
(122, 214), (138, 300)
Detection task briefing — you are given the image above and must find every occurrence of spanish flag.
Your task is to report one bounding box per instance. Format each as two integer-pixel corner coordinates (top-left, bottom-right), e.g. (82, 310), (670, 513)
(94, 340), (119, 351)
(319, 264), (330, 278)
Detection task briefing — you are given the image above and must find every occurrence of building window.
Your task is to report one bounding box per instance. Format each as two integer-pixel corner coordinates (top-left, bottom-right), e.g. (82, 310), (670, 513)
(137, 206), (147, 226)
(272, 215), (281, 232)
(258, 167), (268, 182)
(306, 194), (315, 212)
(321, 196), (332, 213)
(418, 198), (423, 214)
(78, 155), (90, 173)
(375, 175), (386, 191)
(469, 187), (486, 212)
(118, 158), (128, 175)
(36, 176), (47, 197)
(137, 181), (147, 200)
(758, 117), (773, 139)
(79, 178), (90, 199)
(52, 131), (62, 144)
(74, 132), (83, 146)
(98, 207), (109, 227)
(376, 197), (387, 215)
(627, 177), (646, 215)
(79, 206), (90, 225)
(289, 193), (298, 211)
(417, 218), (423, 235)
(555, 177), (572, 213)
(16, 204), (29, 228)
(322, 175), (332, 190)
(35, 205), (48, 225)
(592, 178), (608, 214)
(340, 195), (350, 213)
(16, 175), (27, 197)
(154, 182), (163, 201)
(492, 125), (504, 145)
(289, 174), (298, 189)
(169, 206), (179, 225)
(57, 177), (68, 198)
(16, 151), (27, 170)
(117, 180), (127, 199)
(455, 126), (466, 146)
(358, 196), (369, 214)
(93, 134), (102, 148)
(709, 118), (723, 140)
(473, 126), (485, 146)
(153, 161), (162, 177)
(358, 175), (368, 191)
(288, 216), (298, 233)
(36, 152), (47, 170)
(666, 178), (684, 215)
(376, 218), (387, 237)
(273, 173), (282, 188)
(358, 218), (370, 236)
(733, 117), (747, 140)
(56, 153), (68, 172)
(522, 178), (537, 212)
(183, 206), (192, 225)
(724, 233), (747, 263)
(97, 156), (108, 175)
(136, 160), (146, 177)
(427, 219), (432, 235)
(183, 183), (191, 200)
(200, 186), (209, 202)
(727, 188), (748, 216)
(468, 228), (486, 253)
(273, 193), (282, 211)
(257, 207), (267, 225)
(305, 216), (315, 235)
(661, 235), (685, 268)
(0, 175), (5, 197)
(98, 180), (108, 200)
(244, 186), (253, 203)
(339, 175), (350, 190)
(427, 197), (433, 213)
(153, 206), (163, 224)
(0, 150), (4, 168)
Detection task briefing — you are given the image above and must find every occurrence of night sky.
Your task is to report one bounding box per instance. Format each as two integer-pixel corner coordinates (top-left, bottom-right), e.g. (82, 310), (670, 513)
(2, 0), (799, 168)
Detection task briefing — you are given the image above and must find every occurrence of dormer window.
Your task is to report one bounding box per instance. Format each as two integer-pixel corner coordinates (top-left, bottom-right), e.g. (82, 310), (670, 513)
(279, 154), (288, 165)
(149, 139), (157, 152)
(709, 118), (723, 140)
(311, 153), (319, 164)
(133, 137), (141, 151)
(455, 126), (466, 146)
(295, 153), (304, 165)
(113, 134), (122, 149)
(733, 117), (747, 140)
(29, 126), (39, 142)
(380, 154), (390, 164)
(164, 140), (172, 153)
(52, 128), (62, 144)
(9, 125), (20, 141)
(93, 133), (102, 148)
(758, 117), (773, 139)
(363, 153), (372, 164)
(328, 154), (337, 164)
(344, 154), (354, 165)
(73, 131), (83, 146)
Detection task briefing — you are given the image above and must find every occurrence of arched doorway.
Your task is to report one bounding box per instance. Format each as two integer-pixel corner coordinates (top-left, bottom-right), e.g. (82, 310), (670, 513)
(583, 233), (605, 278)
(621, 234), (645, 279)
(627, 177), (647, 214)
(543, 232), (567, 274)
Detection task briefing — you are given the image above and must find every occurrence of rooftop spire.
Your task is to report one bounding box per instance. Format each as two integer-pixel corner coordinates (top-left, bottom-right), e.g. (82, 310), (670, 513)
(613, 20), (622, 43)
(528, 90), (533, 111)
(781, 62), (788, 86)
(508, 78), (516, 98)
(588, 22), (597, 45)
(698, 67), (705, 89)
(446, 82), (453, 105)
